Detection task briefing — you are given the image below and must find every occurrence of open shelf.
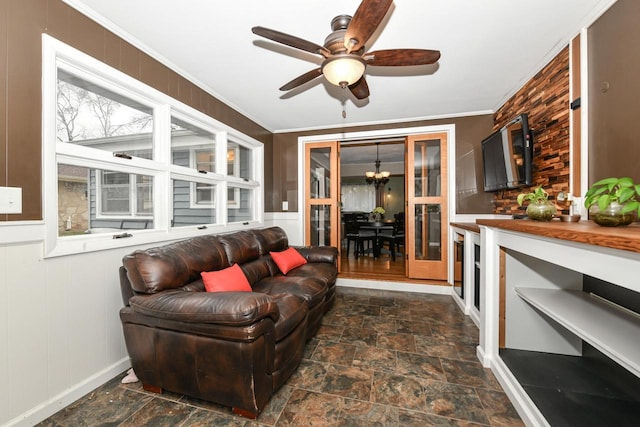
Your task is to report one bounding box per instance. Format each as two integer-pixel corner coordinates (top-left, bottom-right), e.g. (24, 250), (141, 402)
(500, 345), (640, 427)
(515, 287), (640, 378)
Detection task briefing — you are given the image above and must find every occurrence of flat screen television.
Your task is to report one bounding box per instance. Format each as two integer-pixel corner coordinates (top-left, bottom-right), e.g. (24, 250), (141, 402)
(482, 113), (533, 192)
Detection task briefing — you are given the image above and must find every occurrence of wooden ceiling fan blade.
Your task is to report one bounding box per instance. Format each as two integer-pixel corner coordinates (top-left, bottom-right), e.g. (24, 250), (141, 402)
(365, 49), (441, 66)
(349, 76), (370, 100)
(280, 68), (323, 91)
(344, 0), (393, 53)
(252, 26), (330, 57)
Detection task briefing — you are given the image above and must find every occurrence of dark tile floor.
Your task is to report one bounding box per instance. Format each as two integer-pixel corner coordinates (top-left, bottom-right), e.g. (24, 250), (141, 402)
(38, 287), (524, 426)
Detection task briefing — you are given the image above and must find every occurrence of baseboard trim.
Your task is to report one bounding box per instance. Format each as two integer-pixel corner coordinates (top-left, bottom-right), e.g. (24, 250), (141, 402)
(491, 355), (549, 427)
(4, 358), (131, 427)
(337, 278), (453, 295)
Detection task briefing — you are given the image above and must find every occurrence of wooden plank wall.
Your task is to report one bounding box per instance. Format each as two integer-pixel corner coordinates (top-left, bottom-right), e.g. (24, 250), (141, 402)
(492, 47), (570, 215)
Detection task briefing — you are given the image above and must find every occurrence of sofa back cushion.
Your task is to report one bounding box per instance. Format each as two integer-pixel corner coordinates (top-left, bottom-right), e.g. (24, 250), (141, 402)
(123, 235), (229, 294)
(218, 230), (261, 265)
(252, 227), (288, 255)
(241, 257), (276, 285)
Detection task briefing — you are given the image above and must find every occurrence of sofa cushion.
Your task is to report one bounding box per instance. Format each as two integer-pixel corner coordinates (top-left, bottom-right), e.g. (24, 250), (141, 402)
(201, 264), (252, 293)
(285, 262), (337, 287)
(253, 276), (327, 309)
(128, 290), (279, 325)
(270, 247), (307, 275)
(241, 257), (275, 285)
(271, 294), (307, 341)
(218, 230), (261, 265)
(252, 227), (289, 255)
(296, 246), (338, 265)
(123, 235), (229, 294)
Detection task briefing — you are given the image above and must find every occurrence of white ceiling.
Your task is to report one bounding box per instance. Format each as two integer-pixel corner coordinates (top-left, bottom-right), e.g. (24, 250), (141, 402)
(63, 0), (614, 134)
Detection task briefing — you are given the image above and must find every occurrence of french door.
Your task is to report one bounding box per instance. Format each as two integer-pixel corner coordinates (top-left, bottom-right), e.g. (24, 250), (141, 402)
(304, 141), (341, 270)
(406, 132), (448, 280)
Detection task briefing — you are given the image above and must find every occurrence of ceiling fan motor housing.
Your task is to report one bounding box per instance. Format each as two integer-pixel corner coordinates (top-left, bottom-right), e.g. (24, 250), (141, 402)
(325, 15), (352, 53)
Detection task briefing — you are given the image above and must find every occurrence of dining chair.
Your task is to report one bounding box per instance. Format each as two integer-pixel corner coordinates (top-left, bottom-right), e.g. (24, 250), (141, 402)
(343, 213), (375, 259)
(378, 213), (405, 261)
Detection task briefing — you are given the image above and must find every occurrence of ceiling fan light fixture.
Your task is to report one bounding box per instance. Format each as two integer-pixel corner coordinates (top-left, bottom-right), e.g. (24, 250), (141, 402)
(322, 55), (366, 87)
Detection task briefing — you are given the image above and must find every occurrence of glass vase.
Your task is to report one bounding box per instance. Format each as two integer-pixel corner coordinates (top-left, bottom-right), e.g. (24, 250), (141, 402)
(589, 202), (636, 227)
(526, 201), (556, 221)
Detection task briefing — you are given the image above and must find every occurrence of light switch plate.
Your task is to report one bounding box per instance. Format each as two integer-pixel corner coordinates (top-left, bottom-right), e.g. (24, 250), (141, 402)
(282, 201), (288, 211)
(0, 187), (22, 214)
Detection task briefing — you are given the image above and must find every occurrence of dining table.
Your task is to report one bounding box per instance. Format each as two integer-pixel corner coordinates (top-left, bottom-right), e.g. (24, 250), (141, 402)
(358, 220), (394, 258)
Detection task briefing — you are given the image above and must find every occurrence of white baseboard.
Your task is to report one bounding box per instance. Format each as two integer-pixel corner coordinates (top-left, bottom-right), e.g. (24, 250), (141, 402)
(477, 344), (489, 366)
(469, 307), (480, 328)
(4, 358), (131, 427)
(451, 291), (468, 314)
(337, 278), (453, 295)
(491, 356), (549, 427)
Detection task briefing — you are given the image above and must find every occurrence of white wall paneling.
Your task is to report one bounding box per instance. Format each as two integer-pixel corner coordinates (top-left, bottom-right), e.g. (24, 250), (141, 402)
(0, 238), (137, 427)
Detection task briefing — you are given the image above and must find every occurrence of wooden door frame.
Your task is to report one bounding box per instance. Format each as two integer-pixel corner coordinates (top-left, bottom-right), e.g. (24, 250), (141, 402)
(298, 125), (455, 280)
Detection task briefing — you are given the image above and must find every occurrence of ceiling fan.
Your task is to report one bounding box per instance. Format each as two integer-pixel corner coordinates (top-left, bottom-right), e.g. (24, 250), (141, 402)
(251, 0), (441, 100)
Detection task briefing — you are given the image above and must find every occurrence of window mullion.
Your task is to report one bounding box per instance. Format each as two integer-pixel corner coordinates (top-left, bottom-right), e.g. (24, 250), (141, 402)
(154, 104), (171, 230)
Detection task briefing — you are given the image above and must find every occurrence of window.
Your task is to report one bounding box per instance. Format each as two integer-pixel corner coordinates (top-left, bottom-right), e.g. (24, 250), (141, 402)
(227, 186), (254, 222)
(44, 36), (263, 256)
(172, 179), (217, 227)
(228, 142), (252, 180)
(341, 183), (375, 212)
(98, 171), (153, 218)
(57, 69), (154, 159)
(190, 148), (216, 209)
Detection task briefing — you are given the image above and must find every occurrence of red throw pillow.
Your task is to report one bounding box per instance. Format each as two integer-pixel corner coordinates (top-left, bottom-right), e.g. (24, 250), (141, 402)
(271, 247), (307, 275)
(201, 264), (252, 293)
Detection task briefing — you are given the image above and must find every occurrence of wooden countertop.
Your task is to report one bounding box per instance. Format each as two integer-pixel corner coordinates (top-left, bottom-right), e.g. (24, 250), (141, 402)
(450, 222), (481, 233)
(476, 219), (640, 254)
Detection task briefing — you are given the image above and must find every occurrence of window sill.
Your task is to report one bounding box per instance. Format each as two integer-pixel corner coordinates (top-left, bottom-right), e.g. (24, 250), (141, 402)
(43, 220), (263, 258)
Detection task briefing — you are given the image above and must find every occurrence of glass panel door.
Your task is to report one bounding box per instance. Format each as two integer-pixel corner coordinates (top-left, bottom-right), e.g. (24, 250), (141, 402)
(406, 133), (448, 280)
(305, 141), (340, 269)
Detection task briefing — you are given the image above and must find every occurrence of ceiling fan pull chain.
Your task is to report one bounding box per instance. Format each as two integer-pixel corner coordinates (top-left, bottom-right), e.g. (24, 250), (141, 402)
(342, 98), (347, 119)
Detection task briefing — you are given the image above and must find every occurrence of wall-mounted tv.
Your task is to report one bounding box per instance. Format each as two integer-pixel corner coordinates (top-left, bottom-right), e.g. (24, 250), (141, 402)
(481, 113), (533, 192)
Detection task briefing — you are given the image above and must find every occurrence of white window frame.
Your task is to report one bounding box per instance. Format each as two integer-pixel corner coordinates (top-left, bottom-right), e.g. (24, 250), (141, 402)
(95, 170), (154, 219)
(43, 35), (263, 257)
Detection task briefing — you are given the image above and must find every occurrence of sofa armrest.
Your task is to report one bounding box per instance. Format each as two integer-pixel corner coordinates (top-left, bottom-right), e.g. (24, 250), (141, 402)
(128, 290), (280, 326)
(296, 246), (338, 265)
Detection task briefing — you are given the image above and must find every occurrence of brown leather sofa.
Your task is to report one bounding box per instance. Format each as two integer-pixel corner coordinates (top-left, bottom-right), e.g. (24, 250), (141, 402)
(118, 226), (337, 418)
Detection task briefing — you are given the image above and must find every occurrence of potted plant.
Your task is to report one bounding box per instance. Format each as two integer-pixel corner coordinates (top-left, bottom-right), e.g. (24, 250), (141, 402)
(517, 186), (557, 221)
(372, 206), (385, 222)
(584, 177), (640, 226)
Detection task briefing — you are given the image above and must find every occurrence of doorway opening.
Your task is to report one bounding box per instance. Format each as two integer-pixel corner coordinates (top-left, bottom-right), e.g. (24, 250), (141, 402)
(301, 124), (453, 286)
(339, 139), (407, 281)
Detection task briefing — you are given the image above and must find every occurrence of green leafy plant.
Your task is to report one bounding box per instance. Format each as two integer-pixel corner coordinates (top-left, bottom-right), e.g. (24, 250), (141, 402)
(584, 177), (640, 216)
(372, 206), (385, 215)
(517, 186), (549, 206)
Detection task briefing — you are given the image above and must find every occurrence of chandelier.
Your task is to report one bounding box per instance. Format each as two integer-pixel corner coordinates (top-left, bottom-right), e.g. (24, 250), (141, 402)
(365, 143), (390, 188)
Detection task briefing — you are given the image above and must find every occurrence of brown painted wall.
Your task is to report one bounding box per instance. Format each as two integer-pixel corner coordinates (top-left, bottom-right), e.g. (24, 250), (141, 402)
(269, 115), (495, 213)
(0, 0), (271, 222)
(492, 47), (571, 215)
(588, 0), (640, 184)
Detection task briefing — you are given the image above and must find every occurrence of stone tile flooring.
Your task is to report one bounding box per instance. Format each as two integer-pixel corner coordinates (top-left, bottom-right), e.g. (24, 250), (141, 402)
(38, 287), (524, 426)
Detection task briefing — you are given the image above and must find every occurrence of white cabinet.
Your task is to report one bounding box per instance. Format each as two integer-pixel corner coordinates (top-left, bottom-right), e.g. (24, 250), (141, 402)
(476, 220), (640, 427)
(450, 224), (480, 327)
